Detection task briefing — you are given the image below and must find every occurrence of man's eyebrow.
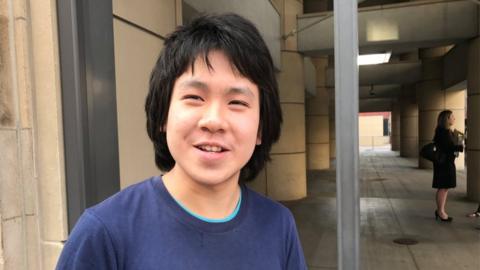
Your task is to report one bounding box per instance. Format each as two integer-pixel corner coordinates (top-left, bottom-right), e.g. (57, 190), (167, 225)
(227, 87), (254, 98)
(178, 80), (209, 91)
(178, 79), (254, 98)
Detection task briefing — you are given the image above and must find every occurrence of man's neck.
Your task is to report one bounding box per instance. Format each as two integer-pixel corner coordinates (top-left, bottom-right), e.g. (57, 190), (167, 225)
(162, 168), (241, 220)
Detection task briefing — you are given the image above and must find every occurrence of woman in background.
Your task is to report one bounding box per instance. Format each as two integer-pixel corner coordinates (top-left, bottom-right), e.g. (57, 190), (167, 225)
(433, 110), (463, 222)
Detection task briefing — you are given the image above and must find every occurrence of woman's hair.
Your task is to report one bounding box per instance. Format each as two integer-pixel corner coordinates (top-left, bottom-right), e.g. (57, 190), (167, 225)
(437, 110), (453, 129)
(145, 13), (282, 182)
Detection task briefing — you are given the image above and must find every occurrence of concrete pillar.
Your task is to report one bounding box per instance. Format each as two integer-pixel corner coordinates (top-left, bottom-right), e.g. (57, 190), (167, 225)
(251, 0), (307, 200)
(467, 37), (480, 200)
(391, 100), (401, 151)
(400, 85), (419, 157)
(417, 48), (465, 169)
(306, 57), (330, 170)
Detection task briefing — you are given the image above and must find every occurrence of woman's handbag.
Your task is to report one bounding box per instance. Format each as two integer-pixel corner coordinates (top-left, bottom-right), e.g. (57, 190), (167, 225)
(420, 142), (446, 163)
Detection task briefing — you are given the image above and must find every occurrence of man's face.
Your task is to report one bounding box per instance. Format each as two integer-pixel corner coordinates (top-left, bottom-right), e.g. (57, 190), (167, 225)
(165, 51), (261, 187)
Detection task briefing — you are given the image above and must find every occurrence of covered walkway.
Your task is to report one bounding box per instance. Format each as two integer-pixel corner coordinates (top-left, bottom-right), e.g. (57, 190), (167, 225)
(285, 149), (480, 270)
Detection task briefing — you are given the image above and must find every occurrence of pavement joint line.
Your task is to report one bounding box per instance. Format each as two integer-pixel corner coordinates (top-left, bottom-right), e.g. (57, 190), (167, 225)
(372, 154), (421, 270)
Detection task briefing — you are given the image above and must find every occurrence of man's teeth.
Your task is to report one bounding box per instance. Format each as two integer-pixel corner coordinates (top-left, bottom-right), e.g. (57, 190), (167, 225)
(200, 145), (222, 152)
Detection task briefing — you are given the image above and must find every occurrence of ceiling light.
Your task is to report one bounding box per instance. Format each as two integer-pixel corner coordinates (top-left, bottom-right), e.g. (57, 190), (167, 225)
(358, 52), (392, 66)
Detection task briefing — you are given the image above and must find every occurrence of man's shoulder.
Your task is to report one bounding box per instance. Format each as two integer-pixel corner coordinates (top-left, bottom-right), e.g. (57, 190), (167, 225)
(245, 186), (295, 222)
(87, 177), (159, 223)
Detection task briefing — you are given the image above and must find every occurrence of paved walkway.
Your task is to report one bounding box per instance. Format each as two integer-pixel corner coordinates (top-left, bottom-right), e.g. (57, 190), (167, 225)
(285, 148), (480, 270)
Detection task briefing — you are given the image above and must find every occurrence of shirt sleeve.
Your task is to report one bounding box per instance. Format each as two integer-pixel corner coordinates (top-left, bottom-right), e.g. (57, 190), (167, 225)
(56, 210), (118, 270)
(285, 213), (308, 270)
(435, 128), (463, 154)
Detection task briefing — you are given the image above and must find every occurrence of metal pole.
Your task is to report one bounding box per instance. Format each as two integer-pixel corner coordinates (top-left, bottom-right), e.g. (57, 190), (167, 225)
(333, 0), (360, 269)
(57, 0), (120, 231)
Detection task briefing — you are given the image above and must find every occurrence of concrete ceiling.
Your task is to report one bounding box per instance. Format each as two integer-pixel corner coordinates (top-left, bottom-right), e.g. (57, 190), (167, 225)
(298, 0), (478, 112)
(325, 61), (421, 87)
(298, 0), (478, 56)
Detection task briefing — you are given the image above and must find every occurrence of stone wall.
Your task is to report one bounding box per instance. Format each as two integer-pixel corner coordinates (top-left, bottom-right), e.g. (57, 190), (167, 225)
(0, 0), (68, 269)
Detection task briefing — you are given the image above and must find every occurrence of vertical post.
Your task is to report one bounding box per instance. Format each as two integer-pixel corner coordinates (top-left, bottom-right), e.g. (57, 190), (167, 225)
(333, 1), (360, 269)
(57, 0), (120, 231)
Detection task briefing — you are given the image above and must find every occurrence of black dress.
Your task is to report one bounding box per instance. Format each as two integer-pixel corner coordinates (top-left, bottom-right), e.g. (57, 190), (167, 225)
(432, 127), (463, 189)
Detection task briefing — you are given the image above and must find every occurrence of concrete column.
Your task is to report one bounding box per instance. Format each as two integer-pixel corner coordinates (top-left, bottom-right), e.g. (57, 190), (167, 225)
(391, 100), (401, 151)
(306, 57), (330, 170)
(251, 0), (306, 200)
(467, 37), (480, 200)
(417, 48), (465, 169)
(400, 85), (419, 157)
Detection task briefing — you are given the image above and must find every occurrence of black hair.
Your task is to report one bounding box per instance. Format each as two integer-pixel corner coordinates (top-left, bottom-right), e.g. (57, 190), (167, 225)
(145, 13), (282, 181)
(437, 110), (453, 129)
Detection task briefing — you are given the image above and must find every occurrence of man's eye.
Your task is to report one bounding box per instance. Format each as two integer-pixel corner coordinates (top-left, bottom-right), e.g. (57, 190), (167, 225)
(229, 100), (249, 107)
(183, 95), (203, 101)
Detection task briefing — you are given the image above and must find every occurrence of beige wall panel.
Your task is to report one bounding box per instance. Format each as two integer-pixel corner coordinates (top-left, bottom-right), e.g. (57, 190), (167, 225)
(113, 0), (176, 37)
(468, 38), (480, 95)
(467, 96), (480, 150)
(417, 81), (444, 110)
(391, 102), (401, 151)
(401, 116), (418, 137)
(271, 104), (305, 153)
(467, 151), (480, 200)
(451, 108), (465, 131)
(330, 139), (336, 159)
(175, 0), (182, 26)
(306, 91), (329, 115)
(247, 168), (267, 195)
(374, 136), (390, 146)
(284, 0), (302, 50)
(26, 216), (40, 270)
(400, 138), (419, 157)
(114, 19), (163, 188)
(307, 144), (329, 170)
(455, 152), (465, 170)
(2, 217), (25, 269)
(278, 52), (305, 103)
(400, 101), (418, 117)
(359, 136), (372, 147)
(13, 19), (33, 129)
(267, 153), (307, 200)
(445, 89), (466, 109)
(30, 0), (68, 241)
(0, 6), (15, 128)
(421, 58), (442, 80)
(307, 115), (329, 143)
(418, 111), (438, 141)
(21, 129), (36, 215)
(359, 116), (383, 137)
(329, 93), (335, 159)
(42, 242), (63, 270)
(270, 0), (284, 15)
(312, 57), (328, 87)
(0, 130), (22, 219)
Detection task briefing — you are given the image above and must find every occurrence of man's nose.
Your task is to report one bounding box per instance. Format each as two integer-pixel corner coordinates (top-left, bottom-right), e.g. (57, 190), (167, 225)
(198, 103), (227, 133)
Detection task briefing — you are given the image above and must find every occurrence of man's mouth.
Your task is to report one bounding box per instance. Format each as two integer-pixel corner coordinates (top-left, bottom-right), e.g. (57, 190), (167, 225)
(196, 145), (226, 153)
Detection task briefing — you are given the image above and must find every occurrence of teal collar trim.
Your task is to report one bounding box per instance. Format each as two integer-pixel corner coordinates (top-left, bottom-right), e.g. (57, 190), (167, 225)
(174, 190), (242, 223)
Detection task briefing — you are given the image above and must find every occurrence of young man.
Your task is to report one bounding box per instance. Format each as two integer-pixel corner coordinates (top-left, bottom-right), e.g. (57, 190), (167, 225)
(56, 13), (307, 270)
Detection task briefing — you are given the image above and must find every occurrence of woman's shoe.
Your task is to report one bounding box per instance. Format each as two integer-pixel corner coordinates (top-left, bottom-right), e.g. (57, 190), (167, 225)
(435, 210), (453, 222)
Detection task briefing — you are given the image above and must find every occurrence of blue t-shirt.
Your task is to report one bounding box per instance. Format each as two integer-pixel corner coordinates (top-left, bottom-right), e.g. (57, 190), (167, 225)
(56, 176), (307, 270)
